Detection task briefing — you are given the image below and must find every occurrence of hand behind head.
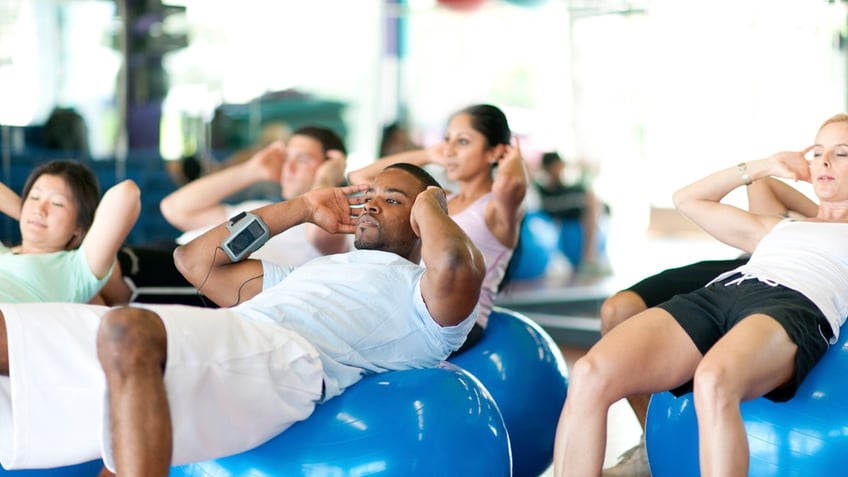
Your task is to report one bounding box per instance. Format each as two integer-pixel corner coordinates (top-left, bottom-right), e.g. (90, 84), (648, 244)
(306, 184), (368, 234)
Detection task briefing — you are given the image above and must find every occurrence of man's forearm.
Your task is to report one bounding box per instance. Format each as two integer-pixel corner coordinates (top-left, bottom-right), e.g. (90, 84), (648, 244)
(247, 196), (311, 236)
(173, 196), (310, 289)
(416, 196), (486, 326)
(417, 199), (478, 273)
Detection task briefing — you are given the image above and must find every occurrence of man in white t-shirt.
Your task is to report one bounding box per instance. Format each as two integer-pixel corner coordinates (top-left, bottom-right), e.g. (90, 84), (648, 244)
(0, 163), (486, 477)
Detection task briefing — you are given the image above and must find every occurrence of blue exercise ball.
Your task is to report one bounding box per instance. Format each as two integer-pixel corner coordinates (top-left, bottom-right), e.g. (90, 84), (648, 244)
(557, 220), (584, 269)
(170, 363), (511, 477)
(557, 218), (608, 270)
(449, 307), (569, 477)
(509, 211), (559, 281)
(646, 324), (848, 476)
(0, 461), (103, 476)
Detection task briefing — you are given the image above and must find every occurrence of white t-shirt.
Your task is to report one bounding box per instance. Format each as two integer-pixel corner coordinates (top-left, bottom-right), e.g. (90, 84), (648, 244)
(234, 250), (478, 399)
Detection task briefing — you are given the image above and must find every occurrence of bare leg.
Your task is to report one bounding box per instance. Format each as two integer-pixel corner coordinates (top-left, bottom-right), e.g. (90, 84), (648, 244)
(554, 307), (703, 477)
(599, 291), (646, 336)
(599, 291), (651, 430)
(693, 314), (796, 477)
(97, 307), (171, 477)
(554, 356), (614, 476)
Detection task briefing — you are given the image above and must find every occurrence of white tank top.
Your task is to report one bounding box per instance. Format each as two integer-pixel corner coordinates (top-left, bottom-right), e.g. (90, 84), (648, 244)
(709, 219), (848, 342)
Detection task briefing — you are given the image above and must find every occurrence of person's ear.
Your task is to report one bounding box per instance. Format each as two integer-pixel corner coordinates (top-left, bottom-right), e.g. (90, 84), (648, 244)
(491, 144), (507, 164)
(67, 228), (84, 249)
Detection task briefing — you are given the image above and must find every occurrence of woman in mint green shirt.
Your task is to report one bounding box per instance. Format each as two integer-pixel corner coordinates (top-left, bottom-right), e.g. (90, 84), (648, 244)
(0, 160), (140, 304)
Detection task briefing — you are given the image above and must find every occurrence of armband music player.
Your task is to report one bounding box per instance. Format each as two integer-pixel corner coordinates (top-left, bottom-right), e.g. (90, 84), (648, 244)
(222, 211), (270, 262)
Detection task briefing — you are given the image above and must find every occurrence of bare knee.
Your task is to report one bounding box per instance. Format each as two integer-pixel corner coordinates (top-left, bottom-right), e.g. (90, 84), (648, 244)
(569, 353), (623, 407)
(97, 307), (167, 377)
(692, 361), (739, 413)
(599, 291), (647, 336)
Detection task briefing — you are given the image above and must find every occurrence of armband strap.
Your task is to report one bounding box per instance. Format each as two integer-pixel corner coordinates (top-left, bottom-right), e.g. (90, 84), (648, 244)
(222, 211), (270, 262)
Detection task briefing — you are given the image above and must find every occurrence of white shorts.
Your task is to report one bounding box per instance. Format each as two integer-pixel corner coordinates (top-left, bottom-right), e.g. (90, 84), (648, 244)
(0, 302), (324, 471)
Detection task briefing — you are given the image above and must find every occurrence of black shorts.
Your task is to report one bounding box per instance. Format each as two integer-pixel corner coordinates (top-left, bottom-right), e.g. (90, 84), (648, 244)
(657, 275), (832, 402)
(628, 259), (749, 308)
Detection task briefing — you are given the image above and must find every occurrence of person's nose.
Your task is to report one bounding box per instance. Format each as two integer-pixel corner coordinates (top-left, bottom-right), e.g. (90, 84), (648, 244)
(365, 198), (381, 214)
(823, 151), (833, 167)
(443, 141), (456, 156)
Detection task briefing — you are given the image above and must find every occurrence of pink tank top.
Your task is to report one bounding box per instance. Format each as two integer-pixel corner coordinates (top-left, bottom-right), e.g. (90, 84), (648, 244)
(449, 192), (513, 328)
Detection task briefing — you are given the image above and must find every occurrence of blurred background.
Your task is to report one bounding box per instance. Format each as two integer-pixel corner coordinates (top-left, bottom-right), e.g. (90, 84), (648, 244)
(1, 0), (846, 284)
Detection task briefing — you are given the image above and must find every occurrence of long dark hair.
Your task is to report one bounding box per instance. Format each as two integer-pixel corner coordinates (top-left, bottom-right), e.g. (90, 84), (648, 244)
(21, 160), (101, 247)
(453, 104), (518, 291)
(453, 104), (511, 147)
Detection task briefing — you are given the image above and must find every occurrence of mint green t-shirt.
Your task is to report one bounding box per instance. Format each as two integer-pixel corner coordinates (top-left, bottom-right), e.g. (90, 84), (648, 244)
(0, 242), (110, 303)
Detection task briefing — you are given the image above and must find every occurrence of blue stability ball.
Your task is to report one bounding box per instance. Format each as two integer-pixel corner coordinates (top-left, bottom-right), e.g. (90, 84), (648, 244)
(509, 211), (559, 281)
(557, 220), (584, 268)
(0, 461), (104, 476)
(170, 364), (511, 477)
(646, 325), (848, 476)
(449, 308), (569, 477)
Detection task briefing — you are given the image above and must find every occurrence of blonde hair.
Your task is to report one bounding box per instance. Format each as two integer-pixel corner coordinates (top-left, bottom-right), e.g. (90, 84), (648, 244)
(819, 113), (848, 131)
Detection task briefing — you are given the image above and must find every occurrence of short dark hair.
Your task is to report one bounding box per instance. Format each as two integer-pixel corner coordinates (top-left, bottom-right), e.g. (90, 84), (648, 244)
(541, 152), (563, 168)
(384, 162), (443, 190)
(291, 126), (347, 156)
(21, 160), (101, 244)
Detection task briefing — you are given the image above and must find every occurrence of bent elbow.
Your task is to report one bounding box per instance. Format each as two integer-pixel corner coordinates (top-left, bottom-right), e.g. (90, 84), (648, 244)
(494, 174), (528, 204)
(106, 180), (141, 223)
(113, 180), (141, 207)
(173, 245), (201, 287)
(159, 196), (186, 229)
(445, 242), (486, 291)
(126, 182), (142, 220)
(671, 189), (689, 211)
